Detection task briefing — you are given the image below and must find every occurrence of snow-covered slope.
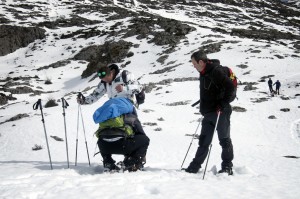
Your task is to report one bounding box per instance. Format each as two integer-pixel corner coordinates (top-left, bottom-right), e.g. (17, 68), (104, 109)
(0, 0), (300, 198)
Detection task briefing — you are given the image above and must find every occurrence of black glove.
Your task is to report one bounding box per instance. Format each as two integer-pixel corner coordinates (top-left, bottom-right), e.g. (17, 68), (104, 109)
(217, 101), (230, 112)
(77, 97), (85, 105)
(77, 93), (85, 105)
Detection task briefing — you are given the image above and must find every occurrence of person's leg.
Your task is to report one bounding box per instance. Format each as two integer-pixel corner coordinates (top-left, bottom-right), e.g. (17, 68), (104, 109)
(185, 114), (215, 173)
(217, 108), (234, 174)
(98, 139), (113, 162)
(123, 134), (150, 170)
(125, 135), (149, 156)
(98, 138), (125, 170)
(219, 138), (233, 169)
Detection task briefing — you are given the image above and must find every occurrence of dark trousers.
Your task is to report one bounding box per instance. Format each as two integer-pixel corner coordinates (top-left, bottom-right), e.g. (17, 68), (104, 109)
(268, 85), (273, 93)
(190, 108), (234, 169)
(98, 134), (150, 162)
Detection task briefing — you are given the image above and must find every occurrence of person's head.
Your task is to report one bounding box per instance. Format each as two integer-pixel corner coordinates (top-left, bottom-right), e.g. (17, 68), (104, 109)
(97, 65), (114, 83)
(191, 51), (208, 72)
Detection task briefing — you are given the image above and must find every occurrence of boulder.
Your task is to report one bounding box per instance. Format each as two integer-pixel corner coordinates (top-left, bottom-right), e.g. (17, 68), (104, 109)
(0, 25), (45, 56)
(74, 40), (133, 78)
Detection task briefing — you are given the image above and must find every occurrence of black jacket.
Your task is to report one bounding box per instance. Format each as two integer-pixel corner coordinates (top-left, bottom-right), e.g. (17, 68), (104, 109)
(268, 79), (273, 86)
(199, 60), (235, 115)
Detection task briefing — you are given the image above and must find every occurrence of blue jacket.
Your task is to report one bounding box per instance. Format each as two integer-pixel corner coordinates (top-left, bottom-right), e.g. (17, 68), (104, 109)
(93, 97), (134, 123)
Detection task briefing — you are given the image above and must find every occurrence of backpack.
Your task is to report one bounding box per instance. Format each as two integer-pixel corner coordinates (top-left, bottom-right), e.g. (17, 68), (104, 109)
(223, 66), (237, 102)
(211, 65), (238, 103)
(95, 115), (134, 138)
(121, 70), (145, 106)
(192, 65), (238, 107)
(211, 66), (238, 103)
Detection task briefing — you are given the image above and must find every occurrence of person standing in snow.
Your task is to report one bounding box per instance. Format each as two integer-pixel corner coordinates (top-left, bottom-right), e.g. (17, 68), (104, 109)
(77, 64), (149, 171)
(268, 78), (274, 93)
(184, 51), (234, 175)
(273, 80), (281, 95)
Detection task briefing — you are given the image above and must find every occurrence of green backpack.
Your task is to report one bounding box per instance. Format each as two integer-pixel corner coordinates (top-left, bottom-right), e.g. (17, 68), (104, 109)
(95, 115), (134, 138)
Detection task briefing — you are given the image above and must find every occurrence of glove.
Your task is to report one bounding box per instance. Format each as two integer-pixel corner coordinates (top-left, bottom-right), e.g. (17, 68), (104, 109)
(77, 92), (86, 105)
(217, 101), (230, 113)
(77, 97), (85, 105)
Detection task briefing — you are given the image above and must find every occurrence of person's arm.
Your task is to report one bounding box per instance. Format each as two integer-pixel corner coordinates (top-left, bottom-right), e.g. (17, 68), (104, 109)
(83, 82), (106, 104)
(121, 71), (143, 95)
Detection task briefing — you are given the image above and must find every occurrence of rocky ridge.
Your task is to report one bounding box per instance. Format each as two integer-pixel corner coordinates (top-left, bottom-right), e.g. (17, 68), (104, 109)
(0, 0), (299, 108)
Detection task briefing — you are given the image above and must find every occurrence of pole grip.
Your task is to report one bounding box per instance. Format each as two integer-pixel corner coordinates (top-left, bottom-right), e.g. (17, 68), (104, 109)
(77, 92), (85, 100)
(61, 97), (69, 109)
(33, 99), (42, 110)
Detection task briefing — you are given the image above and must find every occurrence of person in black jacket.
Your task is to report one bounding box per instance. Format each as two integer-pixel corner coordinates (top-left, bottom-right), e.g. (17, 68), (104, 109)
(184, 51), (235, 175)
(268, 78), (274, 93)
(273, 80), (281, 95)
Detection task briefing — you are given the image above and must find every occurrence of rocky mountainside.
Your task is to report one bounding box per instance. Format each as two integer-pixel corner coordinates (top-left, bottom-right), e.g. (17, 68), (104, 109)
(0, 0), (299, 105)
(1, 0), (299, 55)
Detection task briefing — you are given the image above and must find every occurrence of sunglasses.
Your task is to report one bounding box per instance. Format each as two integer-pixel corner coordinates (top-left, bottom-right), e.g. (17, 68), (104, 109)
(98, 71), (106, 78)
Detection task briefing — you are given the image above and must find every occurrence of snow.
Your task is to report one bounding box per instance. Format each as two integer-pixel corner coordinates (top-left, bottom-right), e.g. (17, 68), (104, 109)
(1, 1), (300, 199)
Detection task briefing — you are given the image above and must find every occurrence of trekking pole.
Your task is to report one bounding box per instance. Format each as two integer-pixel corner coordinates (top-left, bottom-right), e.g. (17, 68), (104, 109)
(75, 92), (83, 166)
(79, 104), (91, 166)
(180, 116), (203, 169)
(75, 92), (91, 166)
(61, 97), (70, 168)
(75, 102), (80, 166)
(33, 99), (53, 170)
(202, 111), (221, 180)
(191, 99), (200, 107)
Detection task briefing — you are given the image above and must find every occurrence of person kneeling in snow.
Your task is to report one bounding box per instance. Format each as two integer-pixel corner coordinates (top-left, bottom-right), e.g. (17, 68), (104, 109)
(76, 64), (149, 171)
(93, 97), (149, 172)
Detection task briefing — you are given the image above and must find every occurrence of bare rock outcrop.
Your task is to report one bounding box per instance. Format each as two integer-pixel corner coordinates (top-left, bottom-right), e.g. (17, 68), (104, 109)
(0, 25), (45, 56)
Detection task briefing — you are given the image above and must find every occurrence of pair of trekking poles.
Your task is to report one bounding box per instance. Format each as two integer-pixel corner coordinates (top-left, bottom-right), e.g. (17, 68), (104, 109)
(181, 101), (221, 180)
(33, 93), (90, 170)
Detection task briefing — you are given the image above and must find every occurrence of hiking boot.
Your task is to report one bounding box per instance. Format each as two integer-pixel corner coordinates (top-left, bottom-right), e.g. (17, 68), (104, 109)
(135, 157), (145, 171)
(183, 167), (199, 174)
(218, 167), (233, 175)
(103, 162), (120, 171)
(184, 161), (201, 174)
(123, 156), (144, 172)
(103, 158), (120, 171)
